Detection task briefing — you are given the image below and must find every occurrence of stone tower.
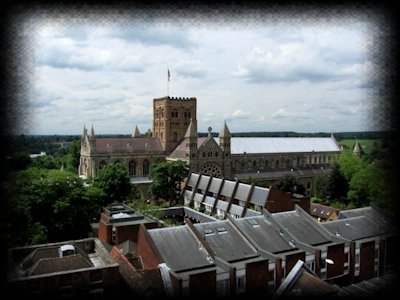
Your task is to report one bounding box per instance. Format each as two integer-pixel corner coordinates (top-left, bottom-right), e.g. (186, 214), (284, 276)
(153, 96), (197, 155)
(219, 120), (232, 178)
(185, 119), (198, 169)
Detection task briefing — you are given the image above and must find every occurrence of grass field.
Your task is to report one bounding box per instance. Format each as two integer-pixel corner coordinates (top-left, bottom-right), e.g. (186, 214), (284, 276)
(338, 139), (380, 155)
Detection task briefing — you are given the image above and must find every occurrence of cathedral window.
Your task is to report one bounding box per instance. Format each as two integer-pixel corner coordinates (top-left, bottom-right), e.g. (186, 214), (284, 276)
(129, 160), (136, 176)
(143, 160), (150, 176)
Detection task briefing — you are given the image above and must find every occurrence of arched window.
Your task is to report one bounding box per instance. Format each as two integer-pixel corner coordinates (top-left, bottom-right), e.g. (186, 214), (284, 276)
(171, 109), (178, 118)
(265, 160), (269, 167)
(161, 109), (164, 118)
(173, 132), (178, 142)
(129, 160), (136, 176)
(143, 159), (150, 176)
(253, 160), (257, 168)
(160, 132), (163, 139)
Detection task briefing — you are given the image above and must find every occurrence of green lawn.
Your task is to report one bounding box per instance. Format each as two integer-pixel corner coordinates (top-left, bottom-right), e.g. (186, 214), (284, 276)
(338, 139), (380, 155)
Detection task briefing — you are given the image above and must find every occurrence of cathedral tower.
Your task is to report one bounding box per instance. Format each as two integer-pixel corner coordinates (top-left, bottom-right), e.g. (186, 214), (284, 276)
(153, 96), (197, 155)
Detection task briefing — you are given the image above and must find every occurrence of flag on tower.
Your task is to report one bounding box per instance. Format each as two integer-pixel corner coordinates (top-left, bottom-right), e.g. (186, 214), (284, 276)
(168, 69), (170, 82)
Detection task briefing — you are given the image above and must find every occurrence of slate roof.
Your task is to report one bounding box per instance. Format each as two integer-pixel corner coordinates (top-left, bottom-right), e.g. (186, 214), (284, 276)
(27, 255), (93, 276)
(310, 203), (339, 220)
(169, 136), (340, 159)
(229, 204), (244, 216)
(234, 183), (252, 201)
(272, 211), (332, 246)
(229, 137), (340, 154)
(187, 173), (200, 187)
(204, 196), (216, 207)
(338, 206), (392, 231)
(233, 167), (331, 181)
(233, 216), (296, 254)
(215, 200), (229, 211)
(220, 180), (236, 197)
(194, 220), (258, 262)
(208, 177), (223, 194)
(249, 186), (269, 206)
(147, 226), (214, 272)
(321, 216), (388, 241)
(94, 137), (164, 153)
(197, 175), (210, 191)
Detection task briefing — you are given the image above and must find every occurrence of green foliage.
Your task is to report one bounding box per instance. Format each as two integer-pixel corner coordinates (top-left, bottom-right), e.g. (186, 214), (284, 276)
(274, 175), (306, 195)
(314, 175), (330, 200)
(64, 140), (81, 173)
(325, 163), (349, 202)
(337, 152), (367, 182)
(93, 162), (131, 205)
(8, 151), (32, 171)
(31, 155), (63, 170)
(4, 168), (102, 246)
(149, 160), (189, 206)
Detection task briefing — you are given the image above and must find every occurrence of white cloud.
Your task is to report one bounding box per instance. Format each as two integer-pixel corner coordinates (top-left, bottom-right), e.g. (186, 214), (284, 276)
(272, 108), (291, 119)
(19, 15), (387, 135)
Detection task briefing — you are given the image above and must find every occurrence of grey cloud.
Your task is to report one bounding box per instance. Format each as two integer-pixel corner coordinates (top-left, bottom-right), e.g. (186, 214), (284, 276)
(106, 27), (197, 50)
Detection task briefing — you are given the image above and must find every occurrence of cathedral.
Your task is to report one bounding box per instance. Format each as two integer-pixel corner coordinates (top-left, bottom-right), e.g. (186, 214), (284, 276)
(79, 96), (342, 195)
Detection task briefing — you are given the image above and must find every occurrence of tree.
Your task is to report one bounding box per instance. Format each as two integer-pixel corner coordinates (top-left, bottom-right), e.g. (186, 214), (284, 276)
(149, 160), (189, 206)
(314, 175), (330, 201)
(8, 151), (32, 171)
(92, 162), (131, 205)
(273, 175), (306, 195)
(3, 168), (102, 246)
(65, 140), (81, 173)
(326, 162), (349, 203)
(337, 152), (366, 182)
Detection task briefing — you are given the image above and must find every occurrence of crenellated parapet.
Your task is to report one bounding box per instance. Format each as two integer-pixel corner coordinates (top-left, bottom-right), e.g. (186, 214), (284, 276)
(153, 96), (196, 102)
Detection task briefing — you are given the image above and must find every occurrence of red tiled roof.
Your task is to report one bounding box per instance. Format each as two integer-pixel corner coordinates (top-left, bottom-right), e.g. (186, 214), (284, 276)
(95, 137), (164, 153)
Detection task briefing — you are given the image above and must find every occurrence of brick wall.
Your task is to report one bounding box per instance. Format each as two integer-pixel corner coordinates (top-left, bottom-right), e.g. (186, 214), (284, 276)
(266, 187), (294, 213)
(245, 259), (269, 295)
(359, 241), (375, 281)
(189, 270), (216, 297)
(327, 243), (345, 279)
(98, 220), (112, 244)
(136, 225), (161, 269)
(286, 252), (306, 274)
(115, 224), (139, 244)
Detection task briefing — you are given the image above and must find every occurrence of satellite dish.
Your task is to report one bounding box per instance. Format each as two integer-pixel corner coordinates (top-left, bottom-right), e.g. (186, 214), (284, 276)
(325, 258), (334, 265)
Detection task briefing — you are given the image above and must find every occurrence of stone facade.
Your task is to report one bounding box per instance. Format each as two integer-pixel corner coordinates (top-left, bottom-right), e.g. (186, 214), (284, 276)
(153, 96), (197, 155)
(80, 95), (341, 196)
(79, 125), (165, 179)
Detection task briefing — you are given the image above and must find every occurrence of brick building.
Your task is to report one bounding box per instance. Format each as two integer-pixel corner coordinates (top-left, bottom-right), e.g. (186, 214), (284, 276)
(7, 238), (120, 298)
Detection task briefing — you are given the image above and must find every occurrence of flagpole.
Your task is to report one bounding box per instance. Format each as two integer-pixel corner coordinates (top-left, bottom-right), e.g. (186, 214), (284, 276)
(167, 68), (170, 96)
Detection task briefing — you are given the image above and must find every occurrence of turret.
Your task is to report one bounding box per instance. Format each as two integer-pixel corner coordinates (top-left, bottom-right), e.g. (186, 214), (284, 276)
(219, 120), (231, 157)
(185, 119), (197, 160)
(353, 141), (361, 156)
(133, 125), (141, 137)
(89, 124), (96, 149)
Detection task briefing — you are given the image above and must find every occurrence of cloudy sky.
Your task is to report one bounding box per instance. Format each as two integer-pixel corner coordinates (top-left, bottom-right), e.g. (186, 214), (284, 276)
(17, 8), (387, 135)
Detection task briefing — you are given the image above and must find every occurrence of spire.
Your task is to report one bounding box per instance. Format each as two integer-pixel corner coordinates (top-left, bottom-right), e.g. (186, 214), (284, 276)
(219, 120), (231, 138)
(353, 141), (361, 156)
(90, 124), (95, 137)
(184, 119), (197, 138)
(82, 125), (87, 137)
(133, 125), (141, 137)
